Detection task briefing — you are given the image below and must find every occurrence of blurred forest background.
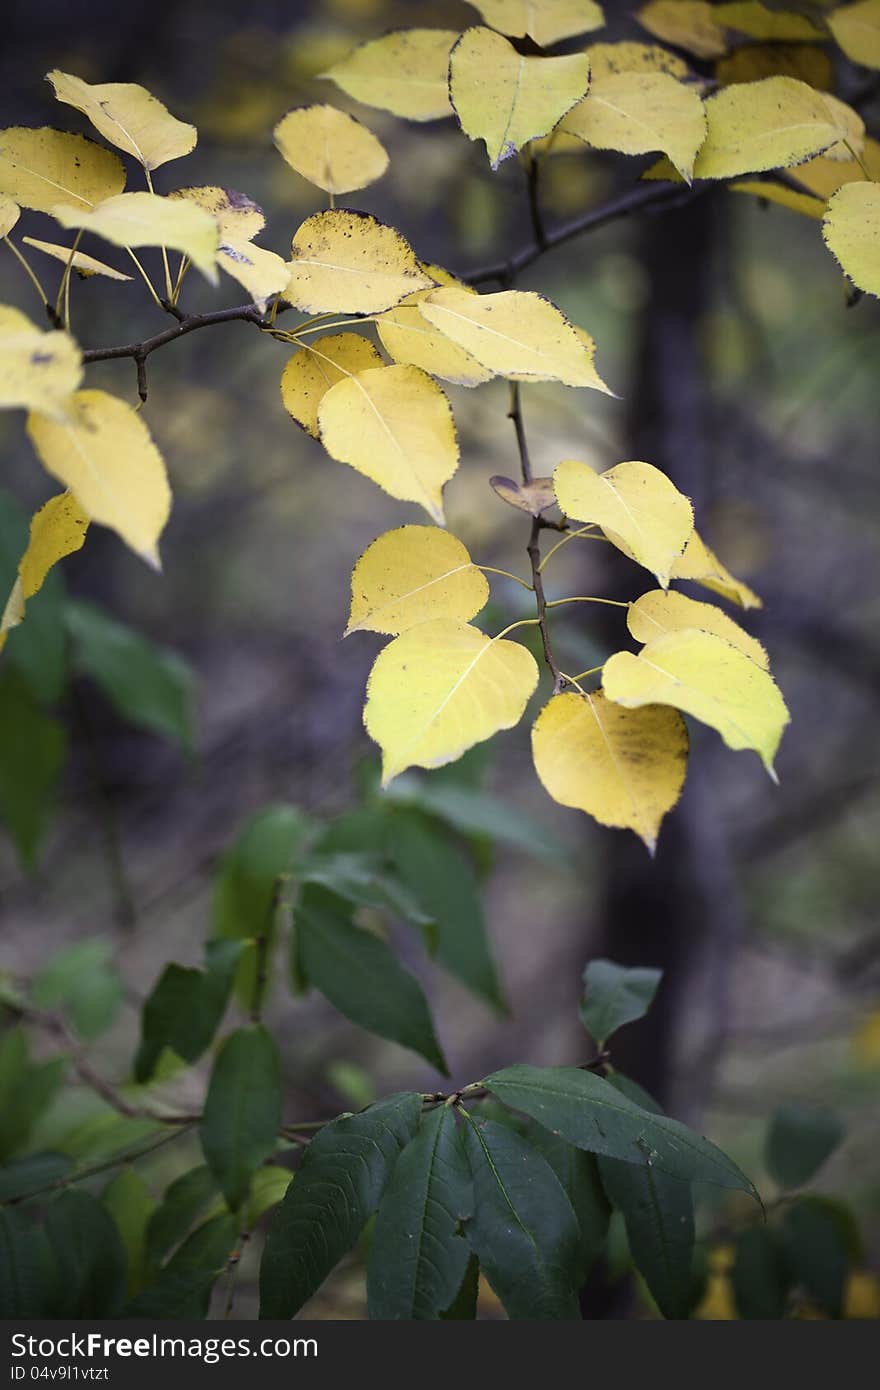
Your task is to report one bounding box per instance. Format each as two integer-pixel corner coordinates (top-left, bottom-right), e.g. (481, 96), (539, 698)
(1, 0), (878, 1317)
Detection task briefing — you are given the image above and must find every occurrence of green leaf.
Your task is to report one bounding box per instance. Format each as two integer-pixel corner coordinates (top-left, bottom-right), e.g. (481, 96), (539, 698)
(598, 1156), (694, 1319)
(765, 1104), (845, 1191)
(245, 1165), (293, 1227)
(0, 1151), (72, 1202)
(200, 1024), (282, 1210)
(65, 599), (196, 752)
(580, 959), (663, 1046)
(134, 938), (245, 1083)
(145, 1165), (221, 1265)
(127, 1214), (238, 1318)
(440, 1253), (479, 1319)
(0, 1028), (66, 1163)
(461, 1115), (581, 1320)
(386, 776), (563, 860)
(782, 1198), (851, 1318)
(0, 1208), (56, 1315)
(367, 1106), (472, 1319)
(0, 668), (66, 869)
(32, 937), (123, 1041)
(483, 1065), (758, 1197)
(102, 1167), (156, 1298)
(526, 1131), (611, 1284)
(732, 1225), (791, 1320)
(44, 1189), (127, 1316)
(258, 1092), (422, 1319)
(294, 886), (448, 1073)
(302, 850), (436, 931)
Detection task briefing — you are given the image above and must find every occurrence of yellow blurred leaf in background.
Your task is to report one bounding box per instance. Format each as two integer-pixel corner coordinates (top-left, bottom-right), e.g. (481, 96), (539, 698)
(823, 181), (880, 299)
(0, 128), (125, 213)
(47, 70), (197, 170)
(346, 525), (489, 635)
(636, 1), (728, 59)
(628, 589), (769, 668)
(274, 105), (388, 194)
(0, 492), (89, 647)
(586, 42), (690, 78)
(281, 332), (382, 438)
(52, 192), (220, 283)
(715, 42), (833, 90)
(285, 210), (432, 314)
(0, 305), (82, 419)
(713, 3), (824, 40)
(323, 30), (459, 122)
(467, 0), (605, 47)
(562, 71), (707, 182)
(829, 1), (880, 71)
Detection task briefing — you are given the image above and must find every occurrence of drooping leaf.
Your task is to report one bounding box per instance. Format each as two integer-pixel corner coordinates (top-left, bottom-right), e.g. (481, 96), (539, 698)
(346, 525), (489, 636)
(693, 79), (864, 180)
(285, 209), (432, 314)
(603, 629), (789, 777)
(27, 390), (171, 567)
(562, 72), (706, 182)
(127, 1214), (238, 1318)
(318, 364), (459, 524)
(47, 71), (196, 170)
(0, 668), (66, 868)
(829, 0), (880, 72)
(468, 0), (605, 46)
(484, 1064), (758, 1195)
(145, 1166), (221, 1266)
(65, 599), (195, 750)
(782, 1198), (851, 1317)
(274, 105), (388, 194)
(732, 1225), (791, 1319)
(823, 181), (880, 300)
(171, 187), (287, 309)
(461, 1115), (582, 1319)
(102, 1167), (156, 1298)
(765, 1104), (845, 1191)
(52, 192), (219, 283)
(419, 288), (611, 389)
(21, 236), (132, 279)
(532, 691), (688, 852)
(636, 1), (728, 58)
(449, 27), (591, 169)
(599, 1156), (694, 1319)
(365, 618), (539, 785)
(670, 529), (762, 608)
(281, 332), (382, 439)
(134, 939), (246, 1083)
(0, 305), (82, 420)
(295, 886), (448, 1072)
(368, 1106), (473, 1319)
(377, 265), (493, 387)
(0, 128), (125, 213)
(258, 1093), (423, 1318)
(322, 30), (459, 122)
(580, 959), (663, 1046)
(511, 1121), (612, 1282)
(553, 458), (693, 587)
(44, 1190), (127, 1317)
(0, 492), (88, 650)
(628, 588), (768, 668)
(200, 1024), (282, 1210)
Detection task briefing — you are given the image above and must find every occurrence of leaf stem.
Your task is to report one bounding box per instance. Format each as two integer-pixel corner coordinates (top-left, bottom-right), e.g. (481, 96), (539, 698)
(538, 524), (606, 573)
(145, 166), (173, 299)
(546, 596), (629, 610)
(3, 237), (57, 321)
(125, 248), (165, 310)
(477, 564), (533, 591)
(55, 229), (83, 322)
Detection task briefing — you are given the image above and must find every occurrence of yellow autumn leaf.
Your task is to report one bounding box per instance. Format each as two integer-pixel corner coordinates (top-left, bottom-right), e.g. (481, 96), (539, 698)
(418, 288), (612, 390)
(281, 332), (383, 438)
(694, 79), (864, 180)
(285, 210), (433, 315)
(274, 105), (388, 194)
(467, 0), (605, 47)
(532, 690), (688, 851)
(587, 42), (690, 78)
(0, 492), (89, 647)
(561, 71), (707, 182)
(851, 1010), (880, 1067)
(26, 389), (171, 568)
(829, 1), (880, 72)
(713, 3), (824, 40)
(0, 305), (82, 419)
(0, 195), (19, 237)
(364, 618), (539, 783)
(844, 1271), (880, 1319)
(346, 525), (489, 636)
(449, 27), (591, 169)
(322, 29), (459, 122)
(671, 529), (762, 608)
(553, 458), (694, 586)
(0, 128), (125, 213)
(822, 181), (880, 299)
(636, 1), (728, 59)
(788, 137), (880, 199)
(318, 364), (458, 524)
(603, 629), (789, 776)
(716, 42), (834, 90)
(171, 187), (288, 309)
(729, 181), (825, 220)
(22, 236), (133, 279)
(52, 192), (220, 284)
(377, 266), (492, 387)
(47, 70), (197, 170)
(628, 588), (769, 668)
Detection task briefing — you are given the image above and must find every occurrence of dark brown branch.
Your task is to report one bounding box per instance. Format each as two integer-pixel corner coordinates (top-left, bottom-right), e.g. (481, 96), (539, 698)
(81, 301), (277, 367)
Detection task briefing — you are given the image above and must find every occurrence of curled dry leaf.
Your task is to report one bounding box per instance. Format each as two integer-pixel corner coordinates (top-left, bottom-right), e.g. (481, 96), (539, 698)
(490, 475), (557, 517)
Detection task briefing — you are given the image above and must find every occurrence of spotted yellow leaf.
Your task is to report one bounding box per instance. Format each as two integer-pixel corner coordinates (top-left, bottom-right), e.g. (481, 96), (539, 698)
(587, 42), (690, 78)
(418, 289), (611, 390)
(274, 105), (388, 195)
(318, 363), (458, 524)
(0, 195), (19, 237)
(346, 525), (489, 636)
(671, 530), (762, 608)
(603, 629), (789, 776)
(26, 389), (171, 567)
(322, 29), (459, 122)
(713, 3), (824, 40)
(636, 1), (728, 58)
(553, 459), (693, 587)
(628, 589), (769, 668)
(562, 71), (707, 182)
(281, 332), (383, 438)
(0, 128), (125, 213)
(0, 305), (82, 419)
(171, 187), (288, 309)
(22, 236), (133, 279)
(47, 70), (197, 170)
(823, 181), (880, 299)
(449, 27), (590, 169)
(52, 192), (220, 284)
(694, 79), (864, 179)
(377, 265), (492, 387)
(364, 618), (539, 784)
(468, 0), (605, 47)
(0, 492), (89, 648)
(829, 1), (880, 72)
(532, 690), (688, 851)
(285, 210), (432, 315)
